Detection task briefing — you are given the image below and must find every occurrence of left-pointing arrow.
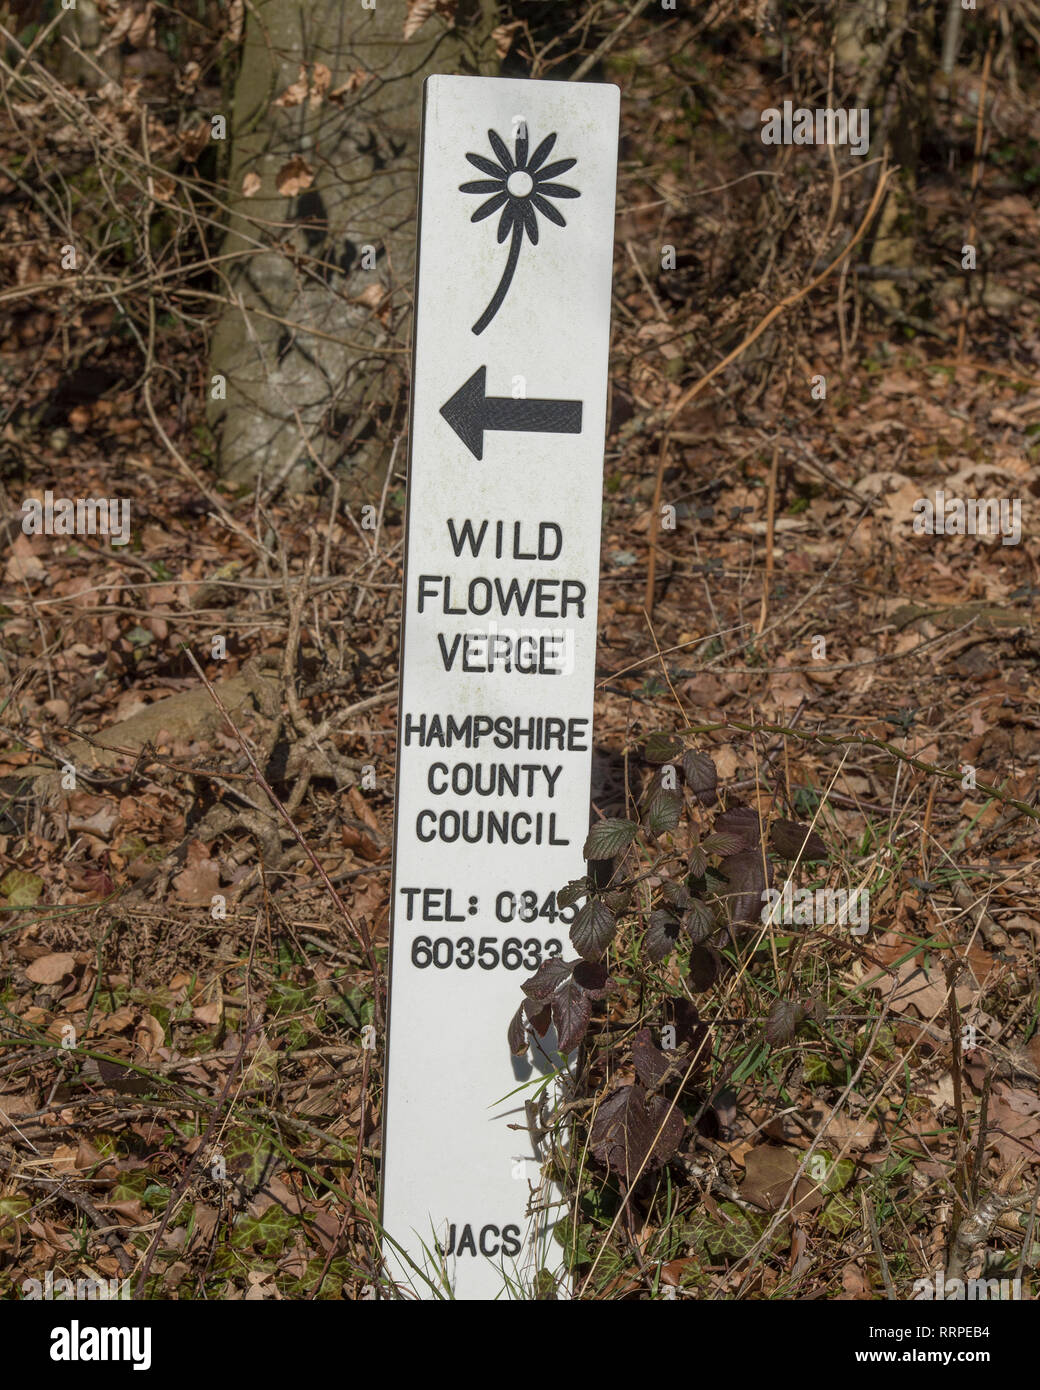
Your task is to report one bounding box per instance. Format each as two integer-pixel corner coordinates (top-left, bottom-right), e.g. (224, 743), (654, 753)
(440, 366), (583, 461)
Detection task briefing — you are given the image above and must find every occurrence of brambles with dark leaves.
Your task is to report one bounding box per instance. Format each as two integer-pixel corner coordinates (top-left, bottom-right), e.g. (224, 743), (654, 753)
(508, 733), (835, 1187)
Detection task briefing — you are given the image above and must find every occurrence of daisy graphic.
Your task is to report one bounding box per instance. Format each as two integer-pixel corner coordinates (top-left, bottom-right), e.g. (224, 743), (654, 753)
(460, 126), (580, 335)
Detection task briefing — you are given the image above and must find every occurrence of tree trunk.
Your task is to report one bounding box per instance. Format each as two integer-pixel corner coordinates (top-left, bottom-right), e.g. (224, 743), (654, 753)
(209, 0), (498, 497)
(836, 0), (939, 314)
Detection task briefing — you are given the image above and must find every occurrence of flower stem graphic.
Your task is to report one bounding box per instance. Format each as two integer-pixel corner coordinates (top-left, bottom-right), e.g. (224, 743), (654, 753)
(460, 128), (580, 335)
(472, 222), (524, 336)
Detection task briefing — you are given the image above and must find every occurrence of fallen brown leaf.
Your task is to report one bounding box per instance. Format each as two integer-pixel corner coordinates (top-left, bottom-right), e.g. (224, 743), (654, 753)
(172, 839), (221, 906)
(275, 156), (314, 197)
(25, 953), (75, 985)
(741, 1143), (823, 1215)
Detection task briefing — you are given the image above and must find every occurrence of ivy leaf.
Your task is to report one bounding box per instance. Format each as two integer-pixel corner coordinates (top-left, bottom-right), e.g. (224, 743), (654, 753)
(644, 732), (683, 763)
(583, 818), (638, 861)
(818, 1193), (859, 1234)
(682, 750), (718, 804)
(570, 898), (617, 962)
(682, 897), (715, 943)
(713, 806), (766, 851)
(642, 784), (682, 836)
(645, 909), (681, 963)
(521, 956), (573, 1002)
(764, 998), (807, 1046)
(552, 977), (592, 1052)
(557, 876), (591, 909)
(0, 869), (43, 907)
(820, 1154), (856, 1195)
(770, 818), (828, 862)
(720, 849), (773, 926)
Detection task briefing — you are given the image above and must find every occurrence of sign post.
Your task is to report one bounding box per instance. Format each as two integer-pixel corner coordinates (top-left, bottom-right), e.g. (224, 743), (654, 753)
(381, 74), (619, 1300)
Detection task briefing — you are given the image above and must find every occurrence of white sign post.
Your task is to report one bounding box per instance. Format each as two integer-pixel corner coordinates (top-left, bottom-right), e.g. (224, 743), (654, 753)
(381, 74), (619, 1300)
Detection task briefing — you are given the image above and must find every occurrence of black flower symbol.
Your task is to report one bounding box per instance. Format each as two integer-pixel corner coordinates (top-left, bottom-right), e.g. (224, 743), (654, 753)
(460, 127), (580, 335)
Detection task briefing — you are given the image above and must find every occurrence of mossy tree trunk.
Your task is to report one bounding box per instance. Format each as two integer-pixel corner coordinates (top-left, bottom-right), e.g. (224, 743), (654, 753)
(209, 0), (498, 497)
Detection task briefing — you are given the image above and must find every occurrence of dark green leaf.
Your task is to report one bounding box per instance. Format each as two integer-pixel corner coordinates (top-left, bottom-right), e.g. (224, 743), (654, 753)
(682, 750), (718, 804)
(682, 897), (715, 943)
(600, 886), (633, 914)
(642, 785), (682, 836)
(645, 732), (683, 763)
(687, 843), (708, 878)
(583, 818), (638, 861)
(700, 830), (746, 858)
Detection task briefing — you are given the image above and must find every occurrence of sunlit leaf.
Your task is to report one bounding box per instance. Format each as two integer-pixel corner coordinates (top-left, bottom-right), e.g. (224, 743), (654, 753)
(764, 998), (806, 1046)
(642, 785), (682, 836)
(583, 818), (638, 861)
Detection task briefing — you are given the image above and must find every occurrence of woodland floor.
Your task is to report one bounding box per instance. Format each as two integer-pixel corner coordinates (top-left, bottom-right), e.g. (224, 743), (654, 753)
(1, 10), (1039, 1300)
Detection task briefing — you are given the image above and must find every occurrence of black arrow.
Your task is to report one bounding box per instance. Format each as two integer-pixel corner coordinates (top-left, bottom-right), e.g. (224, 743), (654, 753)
(440, 366), (583, 461)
